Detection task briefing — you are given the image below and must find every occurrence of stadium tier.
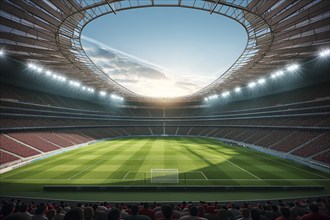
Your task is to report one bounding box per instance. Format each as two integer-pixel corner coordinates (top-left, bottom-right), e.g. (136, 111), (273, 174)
(0, 81), (329, 168)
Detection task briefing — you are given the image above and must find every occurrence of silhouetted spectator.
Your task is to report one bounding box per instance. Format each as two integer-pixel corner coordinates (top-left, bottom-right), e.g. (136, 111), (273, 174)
(301, 204), (330, 220)
(108, 208), (122, 220)
(32, 203), (48, 220)
(124, 205), (151, 220)
(179, 206), (207, 220)
(63, 208), (83, 220)
(290, 201), (306, 218)
(275, 207), (290, 220)
(0, 202), (15, 220)
(54, 207), (64, 220)
(216, 209), (228, 220)
(237, 208), (251, 220)
(46, 209), (56, 220)
(84, 207), (94, 220)
(228, 205), (241, 220)
(139, 203), (155, 220)
(155, 204), (176, 220)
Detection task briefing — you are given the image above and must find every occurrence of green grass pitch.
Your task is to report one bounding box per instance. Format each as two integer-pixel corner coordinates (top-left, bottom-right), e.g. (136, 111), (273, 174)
(1, 137), (329, 201)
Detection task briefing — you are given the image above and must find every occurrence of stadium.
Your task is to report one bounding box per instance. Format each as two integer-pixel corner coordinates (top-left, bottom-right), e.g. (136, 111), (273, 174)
(0, 0), (330, 218)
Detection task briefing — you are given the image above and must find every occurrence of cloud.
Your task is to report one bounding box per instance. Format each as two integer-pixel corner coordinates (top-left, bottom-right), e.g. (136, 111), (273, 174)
(81, 36), (207, 97)
(82, 36), (168, 80)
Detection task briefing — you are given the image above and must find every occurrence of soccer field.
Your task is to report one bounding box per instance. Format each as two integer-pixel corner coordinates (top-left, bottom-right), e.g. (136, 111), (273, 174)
(1, 137), (329, 201)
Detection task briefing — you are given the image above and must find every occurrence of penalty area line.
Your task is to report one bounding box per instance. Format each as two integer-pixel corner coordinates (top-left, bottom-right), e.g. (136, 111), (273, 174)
(226, 160), (261, 180)
(122, 171), (130, 180)
(200, 171), (208, 180)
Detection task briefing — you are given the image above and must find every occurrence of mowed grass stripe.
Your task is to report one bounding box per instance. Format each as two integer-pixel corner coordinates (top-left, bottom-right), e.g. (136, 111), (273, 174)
(1, 137), (329, 188)
(46, 139), (138, 180)
(64, 138), (146, 180)
(203, 138), (330, 180)
(4, 139), (135, 180)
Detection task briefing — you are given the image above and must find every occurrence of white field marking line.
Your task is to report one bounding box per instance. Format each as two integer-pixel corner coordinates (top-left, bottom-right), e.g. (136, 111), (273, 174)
(248, 151), (329, 179)
(4, 178), (330, 181)
(66, 160), (106, 180)
(122, 172), (130, 180)
(200, 171), (208, 180)
(226, 160), (262, 180)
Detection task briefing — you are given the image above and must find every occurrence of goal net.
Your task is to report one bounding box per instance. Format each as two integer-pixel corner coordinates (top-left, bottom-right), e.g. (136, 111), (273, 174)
(150, 169), (179, 183)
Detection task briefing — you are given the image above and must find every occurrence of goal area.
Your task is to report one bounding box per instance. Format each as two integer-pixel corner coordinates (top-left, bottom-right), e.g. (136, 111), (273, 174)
(150, 169), (179, 183)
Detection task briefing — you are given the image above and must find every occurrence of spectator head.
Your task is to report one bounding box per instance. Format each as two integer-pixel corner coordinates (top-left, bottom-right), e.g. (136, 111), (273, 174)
(35, 203), (48, 216)
(143, 202), (150, 209)
(1, 202), (15, 217)
(250, 208), (260, 220)
(56, 207), (62, 214)
(216, 209), (228, 220)
(92, 203), (98, 211)
(189, 206), (198, 216)
(279, 207), (290, 218)
(309, 204), (319, 213)
(131, 205), (139, 215)
(63, 207), (84, 220)
(46, 209), (56, 220)
(107, 208), (121, 220)
(241, 208), (250, 218)
(271, 205), (278, 212)
(162, 204), (173, 219)
(19, 204), (28, 213)
(84, 207), (94, 220)
(197, 206), (205, 216)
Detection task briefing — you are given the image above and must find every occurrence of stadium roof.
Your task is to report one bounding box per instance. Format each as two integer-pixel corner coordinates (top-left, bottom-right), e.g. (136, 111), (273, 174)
(1, 0), (329, 102)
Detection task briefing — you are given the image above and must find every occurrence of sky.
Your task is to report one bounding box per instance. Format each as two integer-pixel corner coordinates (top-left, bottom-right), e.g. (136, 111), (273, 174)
(82, 7), (246, 97)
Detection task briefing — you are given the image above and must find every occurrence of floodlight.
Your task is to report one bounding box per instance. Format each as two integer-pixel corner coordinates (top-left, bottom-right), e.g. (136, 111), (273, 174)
(27, 63), (35, 69)
(0, 49), (4, 57)
(319, 49), (330, 57)
(45, 70), (52, 76)
(69, 80), (80, 87)
(222, 91), (229, 97)
(204, 97), (208, 101)
(28, 63), (37, 70)
(36, 67), (43, 73)
(100, 91), (106, 96)
(258, 78), (266, 84)
(272, 70), (284, 78)
(82, 86), (86, 90)
(248, 82), (256, 88)
(234, 87), (241, 92)
(286, 63), (299, 72)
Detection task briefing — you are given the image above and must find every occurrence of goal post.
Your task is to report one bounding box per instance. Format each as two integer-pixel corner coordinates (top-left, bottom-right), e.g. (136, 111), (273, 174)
(150, 169), (179, 183)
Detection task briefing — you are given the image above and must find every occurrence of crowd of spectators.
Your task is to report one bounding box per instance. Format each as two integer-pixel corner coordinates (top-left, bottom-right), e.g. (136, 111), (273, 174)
(0, 197), (329, 220)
